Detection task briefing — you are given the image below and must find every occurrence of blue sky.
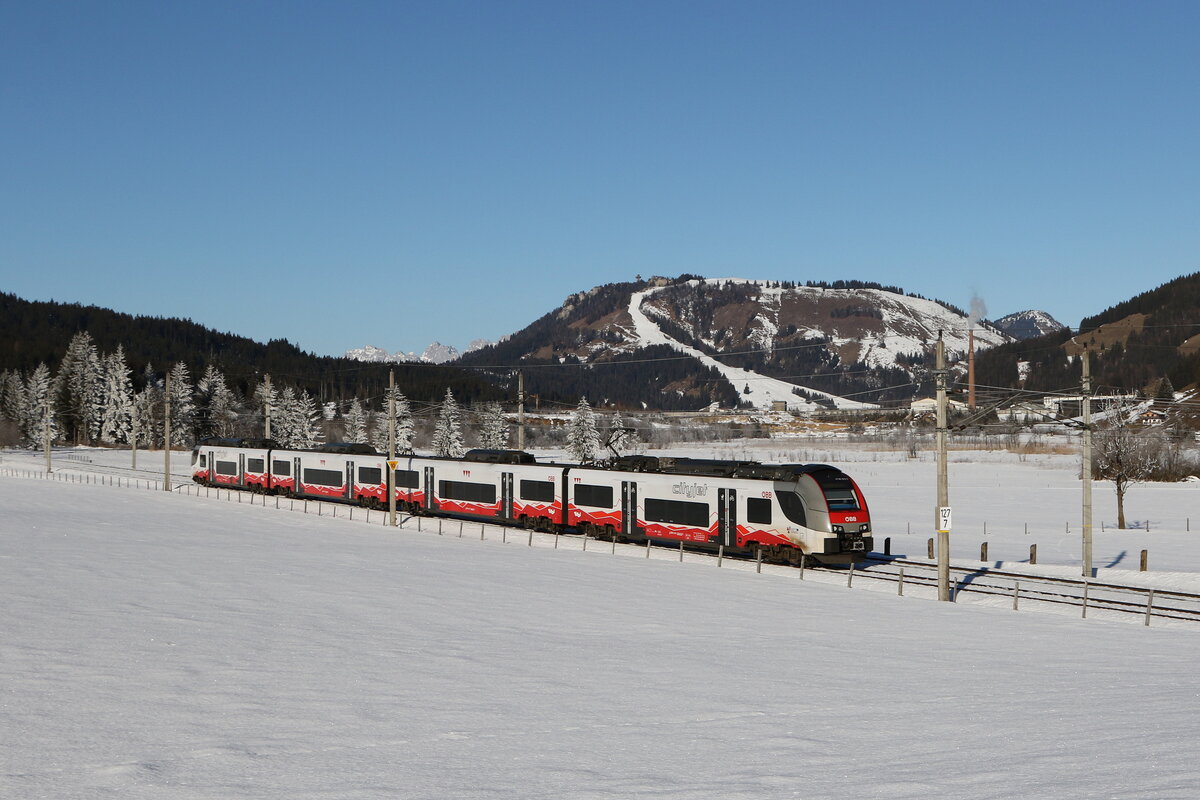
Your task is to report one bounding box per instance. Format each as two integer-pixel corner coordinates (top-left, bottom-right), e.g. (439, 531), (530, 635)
(2, 1), (1197, 357)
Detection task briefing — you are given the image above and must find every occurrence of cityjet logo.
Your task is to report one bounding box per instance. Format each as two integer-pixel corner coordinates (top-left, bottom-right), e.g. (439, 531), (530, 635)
(672, 481), (709, 499)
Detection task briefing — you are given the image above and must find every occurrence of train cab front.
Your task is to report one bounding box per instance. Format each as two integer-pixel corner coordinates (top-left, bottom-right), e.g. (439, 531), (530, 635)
(792, 466), (873, 563)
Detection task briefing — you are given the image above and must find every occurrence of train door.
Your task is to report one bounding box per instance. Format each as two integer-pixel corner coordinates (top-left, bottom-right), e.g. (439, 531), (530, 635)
(345, 460), (354, 501)
(238, 453), (246, 488)
(294, 457), (302, 496)
(718, 488), (737, 547)
(208, 449), (216, 483)
(501, 472), (514, 520)
(621, 480), (639, 538)
(424, 466), (436, 511)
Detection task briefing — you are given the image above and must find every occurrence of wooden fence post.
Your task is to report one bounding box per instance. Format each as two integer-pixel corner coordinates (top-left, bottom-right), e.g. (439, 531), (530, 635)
(981, 542), (988, 561)
(1145, 590), (1155, 626)
(1140, 550), (1148, 571)
(898, 567), (904, 596)
(884, 537), (891, 556)
(927, 538), (934, 559)
(1013, 581), (1020, 611)
(1029, 544), (1037, 565)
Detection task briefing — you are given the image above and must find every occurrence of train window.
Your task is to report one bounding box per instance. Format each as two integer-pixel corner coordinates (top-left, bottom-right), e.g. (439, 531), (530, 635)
(439, 480), (497, 504)
(573, 483), (613, 509)
(811, 470), (860, 511)
(777, 491), (807, 526)
(272, 460), (291, 476)
(358, 467), (382, 485)
(246, 458), (265, 473)
(520, 479), (555, 502)
(198, 455), (207, 468)
(303, 468), (344, 487)
(215, 460), (238, 476)
(644, 498), (710, 528)
(395, 469), (421, 489)
(822, 488), (859, 511)
(747, 498), (772, 524)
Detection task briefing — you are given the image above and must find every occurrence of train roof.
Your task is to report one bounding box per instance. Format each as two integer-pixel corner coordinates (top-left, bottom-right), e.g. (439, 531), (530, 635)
(316, 442), (380, 455)
(464, 449), (537, 464)
(196, 436), (278, 450)
(603, 455), (844, 480)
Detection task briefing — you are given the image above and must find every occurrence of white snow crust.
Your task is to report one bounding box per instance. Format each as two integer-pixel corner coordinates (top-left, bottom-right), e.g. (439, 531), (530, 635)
(4, 445), (1200, 798)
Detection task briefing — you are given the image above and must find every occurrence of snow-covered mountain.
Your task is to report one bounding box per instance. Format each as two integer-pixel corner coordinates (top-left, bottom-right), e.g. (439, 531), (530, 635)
(993, 310), (1066, 340)
(344, 339), (493, 365)
(459, 276), (1013, 411)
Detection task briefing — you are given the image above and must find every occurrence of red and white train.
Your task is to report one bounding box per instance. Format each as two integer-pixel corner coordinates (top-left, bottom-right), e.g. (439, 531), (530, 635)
(191, 439), (873, 563)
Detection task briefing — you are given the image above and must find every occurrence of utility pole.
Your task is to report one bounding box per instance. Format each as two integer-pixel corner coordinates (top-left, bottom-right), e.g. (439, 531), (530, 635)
(1081, 347), (1094, 578)
(131, 409), (137, 470)
(388, 368), (397, 528)
(44, 394), (52, 474)
(935, 334), (951, 601)
(263, 374), (272, 439)
(517, 370), (526, 451)
(163, 372), (171, 492)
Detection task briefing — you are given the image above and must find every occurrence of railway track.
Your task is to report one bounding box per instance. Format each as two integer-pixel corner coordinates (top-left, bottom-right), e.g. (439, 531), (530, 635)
(5, 452), (1200, 627)
(814, 556), (1200, 625)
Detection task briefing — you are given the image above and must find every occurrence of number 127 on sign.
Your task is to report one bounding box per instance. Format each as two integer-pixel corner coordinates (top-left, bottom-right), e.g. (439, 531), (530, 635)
(938, 506), (952, 533)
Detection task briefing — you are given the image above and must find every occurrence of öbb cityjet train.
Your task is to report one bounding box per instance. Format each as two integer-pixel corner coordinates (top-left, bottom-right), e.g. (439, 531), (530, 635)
(191, 439), (873, 564)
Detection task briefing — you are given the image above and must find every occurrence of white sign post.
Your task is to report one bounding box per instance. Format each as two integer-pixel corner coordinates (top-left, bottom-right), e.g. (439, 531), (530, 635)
(938, 506), (952, 533)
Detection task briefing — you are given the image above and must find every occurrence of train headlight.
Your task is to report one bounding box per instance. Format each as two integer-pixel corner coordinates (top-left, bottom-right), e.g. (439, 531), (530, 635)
(860, 523), (870, 533)
(832, 524), (844, 534)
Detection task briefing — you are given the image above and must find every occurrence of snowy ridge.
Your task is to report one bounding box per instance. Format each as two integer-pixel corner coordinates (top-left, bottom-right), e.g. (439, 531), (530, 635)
(630, 279), (876, 411)
(344, 339), (494, 364)
(994, 309), (1067, 340)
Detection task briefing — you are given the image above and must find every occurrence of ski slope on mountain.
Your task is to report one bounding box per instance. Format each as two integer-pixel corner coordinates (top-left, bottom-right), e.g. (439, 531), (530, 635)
(629, 280), (877, 411)
(4, 456), (1200, 799)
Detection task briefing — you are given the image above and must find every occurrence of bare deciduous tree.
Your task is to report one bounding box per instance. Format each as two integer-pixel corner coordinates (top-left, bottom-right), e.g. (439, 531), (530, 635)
(1093, 424), (1162, 529)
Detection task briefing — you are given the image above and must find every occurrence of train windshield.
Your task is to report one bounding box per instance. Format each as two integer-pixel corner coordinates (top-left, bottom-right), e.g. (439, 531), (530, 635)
(812, 469), (860, 511)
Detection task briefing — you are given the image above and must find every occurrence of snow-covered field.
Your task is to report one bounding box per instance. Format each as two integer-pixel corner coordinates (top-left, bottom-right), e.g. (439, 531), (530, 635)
(3, 443), (1200, 798)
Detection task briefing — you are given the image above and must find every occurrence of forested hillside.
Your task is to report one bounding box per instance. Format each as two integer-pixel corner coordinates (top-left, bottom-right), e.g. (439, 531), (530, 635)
(974, 272), (1200, 394)
(0, 292), (503, 406)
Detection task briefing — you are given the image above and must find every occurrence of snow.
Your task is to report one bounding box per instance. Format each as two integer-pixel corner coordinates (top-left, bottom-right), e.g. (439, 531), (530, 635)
(4, 444), (1200, 798)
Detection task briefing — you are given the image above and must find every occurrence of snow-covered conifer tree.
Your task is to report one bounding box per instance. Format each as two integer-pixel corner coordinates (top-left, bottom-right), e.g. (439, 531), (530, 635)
(566, 397), (601, 463)
(478, 402), (510, 450)
(133, 365), (162, 448)
(271, 387), (299, 448)
(56, 331), (102, 444)
(253, 377), (277, 440)
(344, 398), (368, 443)
(98, 346), (134, 444)
(1, 370), (27, 430)
(196, 364), (238, 438)
(432, 388), (465, 457)
(23, 363), (58, 448)
(372, 386), (415, 454)
(166, 362), (196, 446)
(295, 390), (321, 448)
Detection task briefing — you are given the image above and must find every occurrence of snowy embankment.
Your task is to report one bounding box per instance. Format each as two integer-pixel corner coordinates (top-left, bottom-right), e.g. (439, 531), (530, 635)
(4, 463), (1200, 798)
(628, 280), (876, 411)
